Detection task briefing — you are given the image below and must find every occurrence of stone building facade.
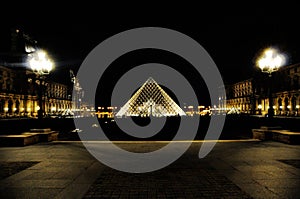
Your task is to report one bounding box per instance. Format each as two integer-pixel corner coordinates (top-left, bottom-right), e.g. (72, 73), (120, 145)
(0, 65), (72, 118)
(225, 63), (300, 116)
(226, 79), (253, 114)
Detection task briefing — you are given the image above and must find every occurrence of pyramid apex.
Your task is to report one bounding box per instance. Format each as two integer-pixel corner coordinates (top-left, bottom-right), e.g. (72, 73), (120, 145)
(146, 77), (156, 83)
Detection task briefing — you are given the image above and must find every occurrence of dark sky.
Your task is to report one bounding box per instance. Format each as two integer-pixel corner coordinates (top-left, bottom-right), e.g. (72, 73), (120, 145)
(2, 12), (299, 81)
(1, 10), (300, 105)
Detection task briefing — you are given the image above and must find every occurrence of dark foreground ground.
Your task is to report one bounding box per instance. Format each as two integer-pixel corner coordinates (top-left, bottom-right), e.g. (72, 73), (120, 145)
(1, 115), (299, 141)
(0, 140), (299, 198)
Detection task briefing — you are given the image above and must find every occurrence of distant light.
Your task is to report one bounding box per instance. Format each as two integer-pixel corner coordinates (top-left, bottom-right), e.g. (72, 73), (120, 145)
(296, 105), (300, 109)
(279, 106), (283, 109)
(287, 105), (291, 109)
(16, 29), (19, 33)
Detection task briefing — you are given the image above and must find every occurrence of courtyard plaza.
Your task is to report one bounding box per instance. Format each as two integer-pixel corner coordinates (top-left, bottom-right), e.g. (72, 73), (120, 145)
(0, 139), (299, 198)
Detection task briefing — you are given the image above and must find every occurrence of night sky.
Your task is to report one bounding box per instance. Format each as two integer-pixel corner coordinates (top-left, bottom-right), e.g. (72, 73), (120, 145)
(1, 10), (300, 105)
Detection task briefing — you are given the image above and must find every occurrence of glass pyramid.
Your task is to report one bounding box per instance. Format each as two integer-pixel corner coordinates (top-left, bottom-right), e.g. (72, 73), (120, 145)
(116, 77), (186, 117)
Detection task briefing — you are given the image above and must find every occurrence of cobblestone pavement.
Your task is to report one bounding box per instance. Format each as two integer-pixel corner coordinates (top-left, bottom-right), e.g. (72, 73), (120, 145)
(83, 162), (251, 198)
(0, 140), (299, 198)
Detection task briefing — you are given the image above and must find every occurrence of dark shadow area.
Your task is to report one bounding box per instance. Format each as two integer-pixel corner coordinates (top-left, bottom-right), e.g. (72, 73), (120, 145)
(101, 116), (181, 141)
(0, 118), (75, 135)
(0, 161), (39, 180)
(1, 115), (300, 141)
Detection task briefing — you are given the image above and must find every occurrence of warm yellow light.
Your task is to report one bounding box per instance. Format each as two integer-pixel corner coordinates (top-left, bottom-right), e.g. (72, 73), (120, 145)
(36, 106), (40, 110)
(258, 104), (262, 109)
(28, 50), (54, 75)
(296, 105), (300, 109)
(287, 105), (291, 109)
(256, 47), (286, 73)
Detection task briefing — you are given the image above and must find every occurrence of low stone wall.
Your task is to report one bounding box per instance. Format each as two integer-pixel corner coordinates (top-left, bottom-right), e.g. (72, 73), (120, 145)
(0, 128), (59, 147)
(252, 127), (300, 144)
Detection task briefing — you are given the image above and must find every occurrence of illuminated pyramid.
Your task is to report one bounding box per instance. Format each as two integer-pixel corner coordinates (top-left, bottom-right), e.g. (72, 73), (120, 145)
(116, 77), (186, 117)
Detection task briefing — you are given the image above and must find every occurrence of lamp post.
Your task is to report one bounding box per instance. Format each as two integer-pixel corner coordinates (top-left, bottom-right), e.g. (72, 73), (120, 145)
(258, 104), (262, 115)
(28, 50), (54, 120)
(256, 47), (286, 118)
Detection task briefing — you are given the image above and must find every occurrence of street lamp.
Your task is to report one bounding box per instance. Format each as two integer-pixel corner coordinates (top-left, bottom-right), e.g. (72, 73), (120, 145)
(258, 104), (262, 115)
(256, 47), (286, 118)
(28, 50), (54, 119)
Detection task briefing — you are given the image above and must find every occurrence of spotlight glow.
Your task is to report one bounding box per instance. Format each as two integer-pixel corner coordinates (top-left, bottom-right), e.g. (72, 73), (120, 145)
(256, 47), (286, 74)
(28, 50), (54, 75)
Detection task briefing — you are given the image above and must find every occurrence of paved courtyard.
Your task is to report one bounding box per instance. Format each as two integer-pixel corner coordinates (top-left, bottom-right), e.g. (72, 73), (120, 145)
(0, 140), (299, 198)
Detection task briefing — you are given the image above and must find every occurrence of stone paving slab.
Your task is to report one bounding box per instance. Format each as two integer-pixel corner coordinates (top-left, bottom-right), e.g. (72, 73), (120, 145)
(83, 164), (251, 199)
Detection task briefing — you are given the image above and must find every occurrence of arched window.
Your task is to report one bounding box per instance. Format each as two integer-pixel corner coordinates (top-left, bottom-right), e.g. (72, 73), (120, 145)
(8, 99), (13, 114)
(0, 99), (4, 113)
(15, 100), (20, 114)
(278, 98), (282, 110)
(284, 97), (289, 110)
(291, 96), (296, 111)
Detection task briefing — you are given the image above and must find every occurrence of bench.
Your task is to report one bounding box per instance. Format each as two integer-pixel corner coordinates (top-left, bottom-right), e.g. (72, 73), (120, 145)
(29, 128), (52, 132)
(0, 128), (59, 147)
(22, 130), (59, 142)
(0, 134), (39, 147)
(271, 130), (300, 144)
(252, 127), (300, 144)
